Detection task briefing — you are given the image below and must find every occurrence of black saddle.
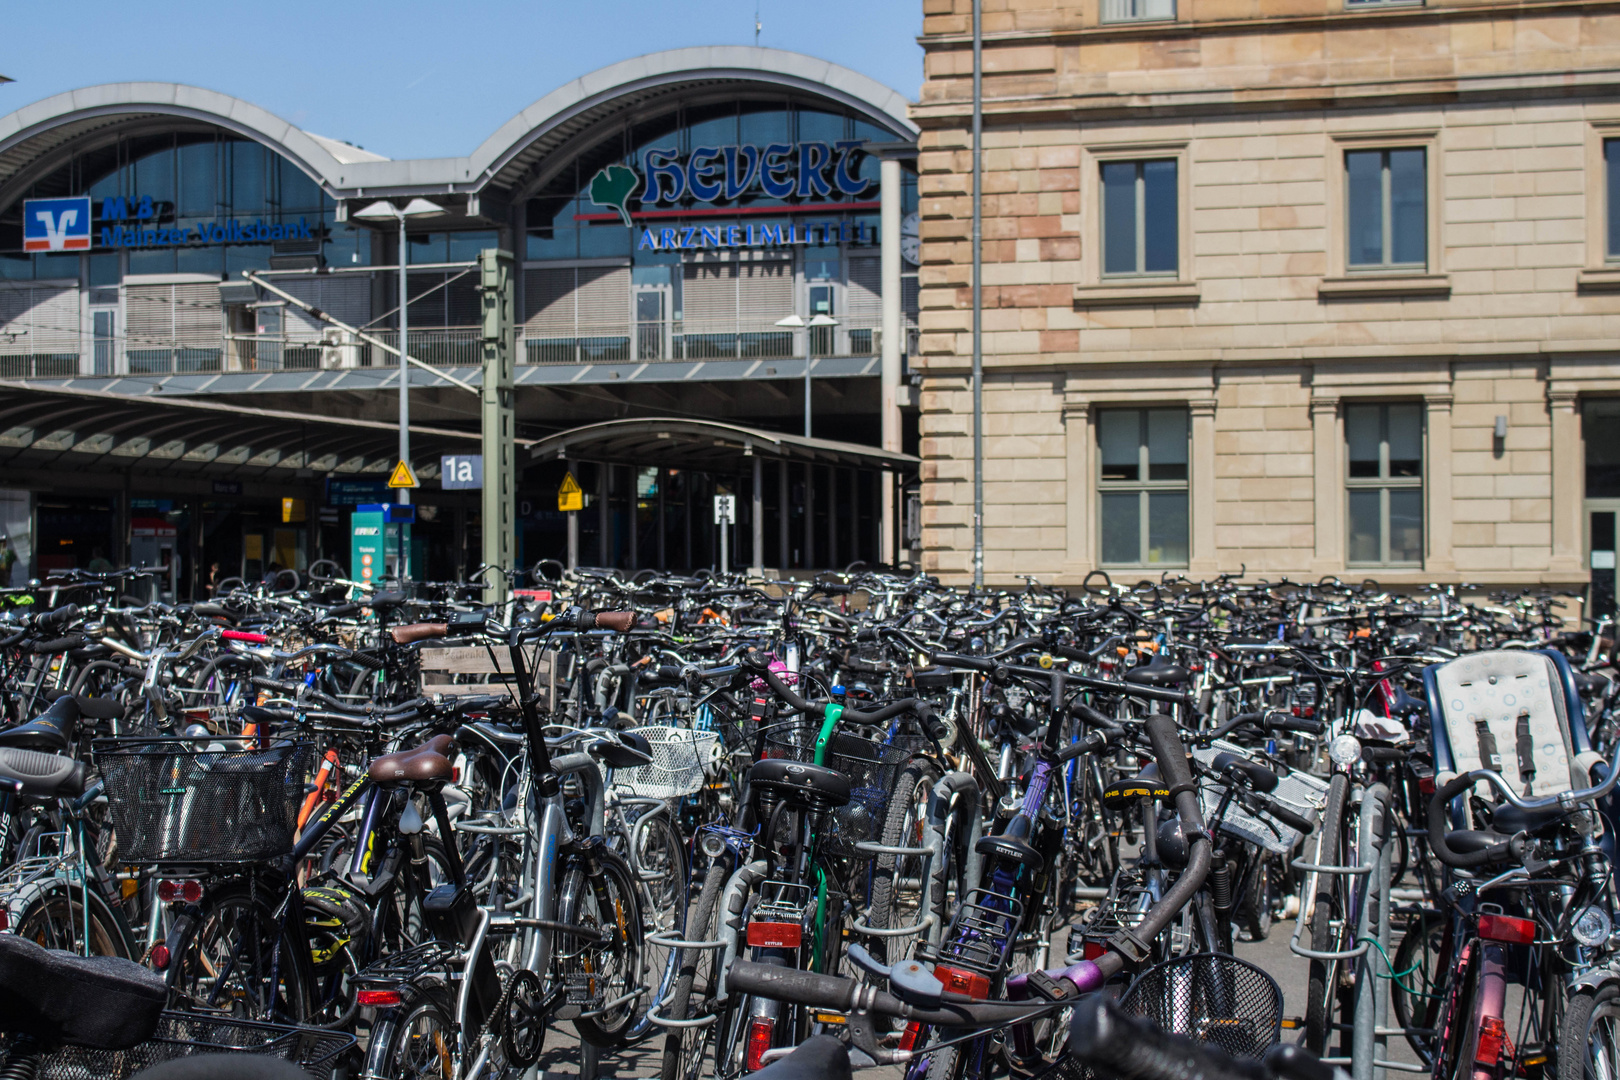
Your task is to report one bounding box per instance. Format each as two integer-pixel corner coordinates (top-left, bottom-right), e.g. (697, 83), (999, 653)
(1489, 802), (1568, 835)
(748, 758), (851, 808)
(0, 696), (79, 754)
(0, 934), (166, 1050)
(976, 823), (1044, 870)
(1124, 662), (1190, 687)
(0, 746), (88, 800)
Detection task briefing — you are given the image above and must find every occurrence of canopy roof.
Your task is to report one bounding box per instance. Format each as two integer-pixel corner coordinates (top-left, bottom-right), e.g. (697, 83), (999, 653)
(0, 381), (496, 480)
(527, 418), (917, 473)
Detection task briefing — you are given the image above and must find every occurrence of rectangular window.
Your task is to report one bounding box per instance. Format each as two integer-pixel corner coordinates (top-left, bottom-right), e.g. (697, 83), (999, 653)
(1101, 160), (1178, 277)
(1345, 0), (1420, 9)
(1607, 139), (1620, 261)
(1346, 403), (1424, 566)
(1346, 148), (1427, 270)
(1098, 408), (1189, 566)
(1101, 0), (1175, 21)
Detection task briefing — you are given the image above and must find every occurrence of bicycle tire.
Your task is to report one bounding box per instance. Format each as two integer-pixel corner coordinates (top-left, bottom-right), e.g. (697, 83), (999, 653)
(660, 861), (727, 1080)
(12, 880), (133, 958)
(560, 848), (646, 1048)
(1304, 773), (1349, 1055)
(374, 986), (456, 1080)
(167, 883), (310, 1022)
(1559, 981), (1620, 1080)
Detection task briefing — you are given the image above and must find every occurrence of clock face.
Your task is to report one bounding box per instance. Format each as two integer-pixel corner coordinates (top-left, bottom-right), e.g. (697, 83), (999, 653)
(901, 211), (920, 267)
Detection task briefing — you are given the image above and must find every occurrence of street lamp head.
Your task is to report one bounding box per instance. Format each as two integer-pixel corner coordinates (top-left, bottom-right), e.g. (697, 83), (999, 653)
(352, 199), (401, 221)
(401, 198), (447, 219)
(774, 314), (806, 328)
(807, 314), (839, 327)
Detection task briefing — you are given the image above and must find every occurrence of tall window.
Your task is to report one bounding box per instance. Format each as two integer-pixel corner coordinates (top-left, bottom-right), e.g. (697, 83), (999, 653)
(1101, 0), (1175, 21)
(1346, 148), (1427, 270)
(1102, 160), (1178, 277)
(1346, 403), (1424, 566)
(1099, 408), (1189, 566)
(1607, 139), (1620, 261)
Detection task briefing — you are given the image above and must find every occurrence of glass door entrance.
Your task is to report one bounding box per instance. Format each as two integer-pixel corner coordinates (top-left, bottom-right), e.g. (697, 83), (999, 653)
(1590, 503), (1620, 621)
(634, 287), (670, 361)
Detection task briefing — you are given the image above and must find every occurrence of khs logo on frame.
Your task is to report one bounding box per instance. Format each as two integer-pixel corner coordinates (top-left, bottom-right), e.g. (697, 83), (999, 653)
(22, 197), (91, 252)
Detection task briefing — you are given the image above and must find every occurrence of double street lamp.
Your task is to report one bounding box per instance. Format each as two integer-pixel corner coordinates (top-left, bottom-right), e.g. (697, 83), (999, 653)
(352, 197), (446, 505)
(775, 312), (838, 438)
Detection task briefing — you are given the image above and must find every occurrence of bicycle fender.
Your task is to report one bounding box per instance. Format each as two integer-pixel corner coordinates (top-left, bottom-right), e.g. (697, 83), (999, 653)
(1570, 966), (1620, 995)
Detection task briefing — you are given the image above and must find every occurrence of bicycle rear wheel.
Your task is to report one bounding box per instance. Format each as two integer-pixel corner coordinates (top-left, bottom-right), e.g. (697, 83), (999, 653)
(660, 861), (726, 1080)
(560, 848), (646, 1048)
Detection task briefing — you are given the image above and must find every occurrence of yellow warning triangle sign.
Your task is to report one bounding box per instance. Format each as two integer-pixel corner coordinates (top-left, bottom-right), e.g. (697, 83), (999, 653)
(387, 460), (418, 488)
(558, 470), (583, 512)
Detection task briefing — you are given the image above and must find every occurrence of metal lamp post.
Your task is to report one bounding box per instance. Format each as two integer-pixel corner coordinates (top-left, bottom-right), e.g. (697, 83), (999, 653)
(352, 197), (446, 506)
(775, 314), (808, 435)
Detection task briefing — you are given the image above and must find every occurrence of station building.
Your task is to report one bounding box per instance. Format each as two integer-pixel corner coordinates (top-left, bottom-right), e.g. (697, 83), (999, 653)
(0, 49), (921, 595)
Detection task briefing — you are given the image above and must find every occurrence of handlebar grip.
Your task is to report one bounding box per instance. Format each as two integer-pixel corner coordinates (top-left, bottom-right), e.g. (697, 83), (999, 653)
(391, 623), (449, 645)
(592, 611), (637, 632)
(320, 604), (363, 620)
(1144, 713), (1195, 794)
(1068, 996), (1267, 1080)
(725, 960), (879, 1015)
(1360, 746), (1407, 764)
(32, 635), (86, 655)
(1257, 794), (1315, 836)
(930, 652), (994, 674)
(1266, 715), (1324, 736)
(35, 604), (80, 633)
(348, 651), (386, 671)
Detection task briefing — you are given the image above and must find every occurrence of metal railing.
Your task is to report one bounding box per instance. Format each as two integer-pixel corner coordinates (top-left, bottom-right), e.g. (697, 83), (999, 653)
(3, 315), (918, 378)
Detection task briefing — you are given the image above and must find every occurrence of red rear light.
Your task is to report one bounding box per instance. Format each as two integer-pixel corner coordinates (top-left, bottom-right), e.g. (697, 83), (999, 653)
(934, 964), (992, 1000)
(158, 879), (203, 904)
(357, 989), (402, 1007)
(747, 922), (802, 949)
(1475, 1016), (1511, 1066)
(1479, 914), (1537, 944)
(1082, 940), (1107, 961)
(0, 909), (8, 932)
(745, 1017), (776, 1072)
(1418, 775), (1436, 796)
(898, 1022), (922, 1053)
(149, 943), (170, 970)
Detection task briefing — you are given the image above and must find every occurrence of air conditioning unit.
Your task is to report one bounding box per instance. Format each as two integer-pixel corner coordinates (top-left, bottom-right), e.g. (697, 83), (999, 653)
(320, 327), (359, 369)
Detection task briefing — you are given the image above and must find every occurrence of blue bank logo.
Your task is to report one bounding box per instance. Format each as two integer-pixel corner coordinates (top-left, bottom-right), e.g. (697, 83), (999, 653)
(23, 197), (91, 252)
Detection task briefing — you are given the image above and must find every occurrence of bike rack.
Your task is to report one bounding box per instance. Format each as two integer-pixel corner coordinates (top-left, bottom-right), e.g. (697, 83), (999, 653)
(849, 839), (938, 939)
(1287, 790), (1381, 963)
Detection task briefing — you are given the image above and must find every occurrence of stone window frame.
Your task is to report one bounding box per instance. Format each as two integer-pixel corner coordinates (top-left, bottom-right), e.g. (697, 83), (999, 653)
(1580, 119), (1620, 292)
(1319, 130), (1449, 300)
(1075, 140), (1199, 306)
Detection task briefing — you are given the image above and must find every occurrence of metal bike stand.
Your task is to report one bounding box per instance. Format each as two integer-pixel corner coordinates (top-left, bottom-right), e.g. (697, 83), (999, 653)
(850, 838), (938, 941)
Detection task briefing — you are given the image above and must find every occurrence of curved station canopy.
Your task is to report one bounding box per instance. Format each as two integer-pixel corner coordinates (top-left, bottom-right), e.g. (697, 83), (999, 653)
(527, 418), (919, 474)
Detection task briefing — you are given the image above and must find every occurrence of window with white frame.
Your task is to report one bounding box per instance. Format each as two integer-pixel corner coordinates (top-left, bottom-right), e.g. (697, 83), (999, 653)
(1346, 402), (1424, 567)
(1098, 408), (1189, 566)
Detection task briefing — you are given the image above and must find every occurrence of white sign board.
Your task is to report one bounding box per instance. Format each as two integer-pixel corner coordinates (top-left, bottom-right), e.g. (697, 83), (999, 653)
(714, 494), (736, 525)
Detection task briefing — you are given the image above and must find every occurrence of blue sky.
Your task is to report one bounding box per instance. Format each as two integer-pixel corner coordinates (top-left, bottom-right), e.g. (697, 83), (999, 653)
(0, 1), (925, 161)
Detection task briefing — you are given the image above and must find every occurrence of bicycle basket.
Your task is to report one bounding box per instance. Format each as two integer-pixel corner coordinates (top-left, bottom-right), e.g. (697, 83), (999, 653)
(21, 1011), (355, 1080)
(1039, 953), (1282, 1080)
(92, 737), (312, 865)
(614, 725), (720, 799)
(757, 719), (925, 857)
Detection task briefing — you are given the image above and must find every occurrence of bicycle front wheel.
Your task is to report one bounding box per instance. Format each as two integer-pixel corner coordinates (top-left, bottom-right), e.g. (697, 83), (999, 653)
(1560, 982), (1620, 1080)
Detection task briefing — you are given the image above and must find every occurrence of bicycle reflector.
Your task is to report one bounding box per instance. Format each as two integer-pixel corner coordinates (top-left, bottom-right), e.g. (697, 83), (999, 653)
(157, 879), (203, 904)
(1475, 1016), (1512, 1067)
(746, 921), (802, 949)
(356, 989), (402, 1007)
(934, 964), (992, 1000)
(149, 944), (170, 970)
(745, 1017), (776, 1072)
(1478, 914), (1537, 944)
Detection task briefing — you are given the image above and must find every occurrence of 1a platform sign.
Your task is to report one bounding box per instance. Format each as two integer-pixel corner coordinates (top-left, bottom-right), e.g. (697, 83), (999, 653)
(558, 471), (583, 512)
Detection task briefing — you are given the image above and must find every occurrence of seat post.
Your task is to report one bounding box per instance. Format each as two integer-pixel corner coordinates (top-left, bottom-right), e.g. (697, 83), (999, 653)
(425, 788), (465, 887)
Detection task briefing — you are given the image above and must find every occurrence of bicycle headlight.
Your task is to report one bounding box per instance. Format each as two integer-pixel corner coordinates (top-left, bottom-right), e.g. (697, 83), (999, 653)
(1572, 905), (1612, 947)
(1328, 734), (1363, 767)
(700, 832), (728, 859)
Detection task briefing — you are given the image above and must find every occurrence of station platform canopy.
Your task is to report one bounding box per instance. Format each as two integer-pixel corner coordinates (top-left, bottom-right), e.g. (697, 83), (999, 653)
(0, 380), (494, 481)
(526, 418), (918, 475)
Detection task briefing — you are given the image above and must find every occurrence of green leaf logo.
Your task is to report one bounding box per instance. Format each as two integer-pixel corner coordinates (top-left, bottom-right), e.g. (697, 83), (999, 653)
(588, 164), (640, 227)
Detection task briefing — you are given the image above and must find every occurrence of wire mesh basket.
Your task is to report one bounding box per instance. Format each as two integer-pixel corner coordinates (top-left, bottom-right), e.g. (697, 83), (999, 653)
(15, 1011), (355, 1080)
(1039, 953), (1282, 1080)
(757, 718), (926, 857)
(613, 725), (720, 799)
(92, 737), (312, 865)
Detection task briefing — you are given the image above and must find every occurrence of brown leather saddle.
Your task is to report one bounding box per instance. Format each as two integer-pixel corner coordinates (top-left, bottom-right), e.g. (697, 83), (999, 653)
(368, 734), (456, 786)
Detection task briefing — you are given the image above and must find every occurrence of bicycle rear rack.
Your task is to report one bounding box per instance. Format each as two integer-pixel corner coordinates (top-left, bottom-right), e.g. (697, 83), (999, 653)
(937, 887), (1023, 976)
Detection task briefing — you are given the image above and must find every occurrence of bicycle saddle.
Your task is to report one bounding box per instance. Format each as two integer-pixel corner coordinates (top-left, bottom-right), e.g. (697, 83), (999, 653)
(0, 934), (166, 1050)
(748, 758), (852, 808)
(1212, 751), (1280, 794)
(1488, 801), (1568, 835)
(369, 734), (456, 786)
(746, 1035), (852, 1080)
(0, 695), (79, 753)
(976, 819), (1044, 869)
(1123, 661), (1190, 687)
(0, 746), (87, 799)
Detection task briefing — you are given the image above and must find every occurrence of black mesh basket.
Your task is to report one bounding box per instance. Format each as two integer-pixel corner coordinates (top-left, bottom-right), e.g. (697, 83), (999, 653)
(1038, 953), (1282, 1080)
(757, 718), (926, 857)
(93, 737), (313, 865)
(14, 1011), (354, 1080)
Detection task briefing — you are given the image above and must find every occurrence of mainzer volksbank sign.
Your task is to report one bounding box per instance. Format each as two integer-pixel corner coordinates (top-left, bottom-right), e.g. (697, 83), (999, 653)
(21, 194), (317, 252)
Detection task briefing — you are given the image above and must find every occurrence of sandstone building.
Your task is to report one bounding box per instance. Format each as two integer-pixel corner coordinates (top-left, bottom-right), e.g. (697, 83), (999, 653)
(914, 0), (1620, 615)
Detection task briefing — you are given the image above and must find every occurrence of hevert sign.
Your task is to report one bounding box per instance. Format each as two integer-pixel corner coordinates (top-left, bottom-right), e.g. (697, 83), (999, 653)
(587, 140), (872, 221)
